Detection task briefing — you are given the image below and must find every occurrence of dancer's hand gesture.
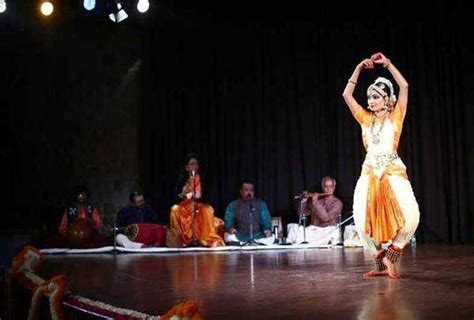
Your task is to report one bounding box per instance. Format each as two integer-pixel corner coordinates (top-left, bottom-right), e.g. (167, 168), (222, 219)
(357, 58), (374, 70)
(371, 52), (391, 67)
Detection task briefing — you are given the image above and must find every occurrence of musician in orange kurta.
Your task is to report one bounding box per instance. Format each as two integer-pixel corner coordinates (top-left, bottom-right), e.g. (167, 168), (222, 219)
(343, 53), (420, 279)
(169, 155), (225, 248)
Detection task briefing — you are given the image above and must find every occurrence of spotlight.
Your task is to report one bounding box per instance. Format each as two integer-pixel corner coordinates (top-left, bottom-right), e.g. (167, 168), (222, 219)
(0, 0), (6, 14)
(40, 1), (54, 16)
(83, 0), (96, 11)
(137, 0), (149, 13)
(108, 1), (128, 23)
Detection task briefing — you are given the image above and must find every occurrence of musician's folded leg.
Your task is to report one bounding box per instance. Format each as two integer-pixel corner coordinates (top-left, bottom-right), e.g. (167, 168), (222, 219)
(255, 235), (276, 245)
(224, 233), (241, 245)
(116, 234), (143, 249)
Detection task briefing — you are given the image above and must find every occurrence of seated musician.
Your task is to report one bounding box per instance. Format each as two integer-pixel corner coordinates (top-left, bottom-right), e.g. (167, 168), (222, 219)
(287, 176), (343, 245)
(59, 186), (103, 236)
(115, 189), (167, 249)
(54, 186), (108, 248)
(224, 180), (274, 245)
(168, 154), (225, 248)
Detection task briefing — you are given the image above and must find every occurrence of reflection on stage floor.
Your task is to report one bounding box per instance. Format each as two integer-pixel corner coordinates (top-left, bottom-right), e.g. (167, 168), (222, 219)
(38, 245), (474, 319)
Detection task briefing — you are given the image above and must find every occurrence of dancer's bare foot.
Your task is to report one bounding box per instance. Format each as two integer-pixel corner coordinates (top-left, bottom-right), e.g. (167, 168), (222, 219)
(363, 269), (388, 278)
(382, 256), (401, 279)
(362, 248), (388, 278)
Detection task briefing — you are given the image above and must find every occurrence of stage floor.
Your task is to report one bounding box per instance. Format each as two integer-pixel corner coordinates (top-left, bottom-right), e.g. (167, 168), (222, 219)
(39, 244), (474, 319)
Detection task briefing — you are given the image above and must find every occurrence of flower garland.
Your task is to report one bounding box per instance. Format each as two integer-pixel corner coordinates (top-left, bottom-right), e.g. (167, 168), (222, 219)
(10, 245), (203, 320)
(9, 246), (67, 320)
(28, 275), (67, 320)
(65, 294), (160, 319)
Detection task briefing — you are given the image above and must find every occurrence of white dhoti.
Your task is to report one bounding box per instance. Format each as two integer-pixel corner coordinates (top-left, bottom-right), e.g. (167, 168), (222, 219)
(286, 223), (341, 245)
(224, 233), (276, 245)
(343, 224), (363, 247)
(353, 172), (420, 254)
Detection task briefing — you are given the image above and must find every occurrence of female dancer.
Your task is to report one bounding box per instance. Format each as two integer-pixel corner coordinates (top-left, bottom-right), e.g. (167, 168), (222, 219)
(342, 53), (420, 279)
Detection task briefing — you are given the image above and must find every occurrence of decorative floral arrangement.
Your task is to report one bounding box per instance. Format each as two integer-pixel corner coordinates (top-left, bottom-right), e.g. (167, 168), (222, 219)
(9, 246), (67, 320)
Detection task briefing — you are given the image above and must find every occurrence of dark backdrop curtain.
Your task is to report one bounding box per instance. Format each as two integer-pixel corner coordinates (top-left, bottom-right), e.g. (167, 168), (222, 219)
(140, 16), (473, 243)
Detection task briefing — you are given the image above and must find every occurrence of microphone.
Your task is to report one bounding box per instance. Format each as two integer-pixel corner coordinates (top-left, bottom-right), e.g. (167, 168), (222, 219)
(248, 198), (255, 212)
(191, 170), (196, 178)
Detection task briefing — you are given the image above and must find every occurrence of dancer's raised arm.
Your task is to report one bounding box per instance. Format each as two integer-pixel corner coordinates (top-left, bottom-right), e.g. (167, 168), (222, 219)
(342, 58), (373, 122)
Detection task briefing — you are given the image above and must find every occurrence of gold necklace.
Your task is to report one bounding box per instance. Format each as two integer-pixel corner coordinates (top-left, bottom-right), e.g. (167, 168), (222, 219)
(370, 113), (387, 144)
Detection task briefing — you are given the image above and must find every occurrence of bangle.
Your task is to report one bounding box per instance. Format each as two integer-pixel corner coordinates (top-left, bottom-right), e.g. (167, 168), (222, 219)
(383, 60), (391, 68)
(348, 78), (357, 85)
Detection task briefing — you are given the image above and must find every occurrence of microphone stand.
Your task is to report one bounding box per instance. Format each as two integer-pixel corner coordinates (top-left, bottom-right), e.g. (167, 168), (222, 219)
(241, 198), (259, 246)
(299, 198), (309, 244)
(113, 215), (117, 251)
(190, 172), (199, 247)
(113, 209), (120, 254)
(294, 192), (332, 245)
(110, 205), (133, 250)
